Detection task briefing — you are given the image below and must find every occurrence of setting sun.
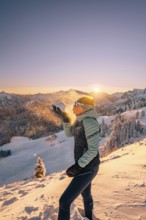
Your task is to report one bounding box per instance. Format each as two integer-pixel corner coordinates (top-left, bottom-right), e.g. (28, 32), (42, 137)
(93, 87), (101, 93)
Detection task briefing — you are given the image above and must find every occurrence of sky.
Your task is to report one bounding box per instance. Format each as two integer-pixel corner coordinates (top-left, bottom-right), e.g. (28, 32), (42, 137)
(0, 0), (146, 94)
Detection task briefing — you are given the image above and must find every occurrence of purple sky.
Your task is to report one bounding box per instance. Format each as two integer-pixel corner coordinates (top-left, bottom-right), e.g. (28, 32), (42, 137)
(0, 0), (146, 94)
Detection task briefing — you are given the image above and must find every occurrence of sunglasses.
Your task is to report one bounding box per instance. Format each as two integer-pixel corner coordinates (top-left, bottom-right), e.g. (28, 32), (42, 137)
(74, 101), (79, 107)
(74, 101), (85, 107)
(74, 101), (80, 107)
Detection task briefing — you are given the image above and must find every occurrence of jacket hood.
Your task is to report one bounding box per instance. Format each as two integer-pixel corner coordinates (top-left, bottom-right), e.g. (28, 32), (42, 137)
(77, 109), (98, 122)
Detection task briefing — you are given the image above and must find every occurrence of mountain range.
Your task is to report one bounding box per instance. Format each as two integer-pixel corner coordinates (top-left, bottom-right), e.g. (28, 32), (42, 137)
(1, 88), (146, 147)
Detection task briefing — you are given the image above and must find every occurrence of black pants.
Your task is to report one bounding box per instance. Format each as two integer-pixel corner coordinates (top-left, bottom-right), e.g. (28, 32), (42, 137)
(58, 164), (99, 220)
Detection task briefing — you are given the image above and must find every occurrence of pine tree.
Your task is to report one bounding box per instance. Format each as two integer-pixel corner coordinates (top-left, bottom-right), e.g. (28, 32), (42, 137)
(142, 110), (145, 117)
(100, 118), (108, 137)
(136, 111), (139, 119)
(34, 156), (46, 178)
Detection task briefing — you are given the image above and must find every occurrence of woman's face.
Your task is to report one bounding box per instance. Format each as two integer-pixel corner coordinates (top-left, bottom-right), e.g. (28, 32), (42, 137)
(73, 105), (85, 115)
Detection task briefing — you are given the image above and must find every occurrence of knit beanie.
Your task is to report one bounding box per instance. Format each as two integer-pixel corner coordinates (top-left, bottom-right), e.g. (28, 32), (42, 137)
(77, 96), (94, 110)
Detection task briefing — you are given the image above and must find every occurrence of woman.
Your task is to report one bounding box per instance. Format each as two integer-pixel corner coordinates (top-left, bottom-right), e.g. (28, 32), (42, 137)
(53, 96), (100, 220)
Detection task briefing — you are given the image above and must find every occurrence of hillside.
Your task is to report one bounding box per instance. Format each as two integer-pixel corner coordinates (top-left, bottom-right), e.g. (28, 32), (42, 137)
(0, 132), (74, 186)
(0, 89), (88, 146)
(0, 89), (146, 157)
(1, 105), (146, 186)
(1, 88), (146, 147)
(0, 138), (146, 220)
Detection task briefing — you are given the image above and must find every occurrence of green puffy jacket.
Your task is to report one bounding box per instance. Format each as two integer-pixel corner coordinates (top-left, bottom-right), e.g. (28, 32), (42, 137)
(63, 109), (100, 168)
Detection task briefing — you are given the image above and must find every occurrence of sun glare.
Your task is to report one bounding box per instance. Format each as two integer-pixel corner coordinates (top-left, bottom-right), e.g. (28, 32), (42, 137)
(93, 87), (101, 93)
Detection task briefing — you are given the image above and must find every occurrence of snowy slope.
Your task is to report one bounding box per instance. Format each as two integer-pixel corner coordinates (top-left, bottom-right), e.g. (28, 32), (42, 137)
(1, 106), (146, 219)
(1, 106), (146, 186)
(0, 139), (146, 220)
(0, 132), (74, 186)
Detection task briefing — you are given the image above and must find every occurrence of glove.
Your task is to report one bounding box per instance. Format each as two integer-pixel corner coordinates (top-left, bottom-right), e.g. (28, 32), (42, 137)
(52, 106), (70, 122)
(66, 162), (82, 177)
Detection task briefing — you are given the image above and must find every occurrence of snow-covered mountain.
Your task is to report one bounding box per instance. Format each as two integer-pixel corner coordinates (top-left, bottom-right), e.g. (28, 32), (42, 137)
(99, 107), (146, 155)
(0, 89), (89, 146)
(1, 88), (146, 147)
(93, 88), (146, 116)
(1, 92), (146, 160)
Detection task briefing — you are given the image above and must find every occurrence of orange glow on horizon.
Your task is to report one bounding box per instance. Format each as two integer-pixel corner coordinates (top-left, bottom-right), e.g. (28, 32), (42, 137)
(0, 87), (59, 95)
(0, 86), (131, 95)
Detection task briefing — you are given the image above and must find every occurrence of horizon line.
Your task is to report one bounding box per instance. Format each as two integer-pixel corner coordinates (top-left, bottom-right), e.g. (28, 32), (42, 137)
(0, 87), (145, 96)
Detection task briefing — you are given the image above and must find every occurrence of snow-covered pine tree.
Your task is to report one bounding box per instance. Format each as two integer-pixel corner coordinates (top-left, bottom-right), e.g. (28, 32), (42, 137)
(34, 156), (46, 178)
(136, 111), (139, 119)
(100, 118), (108, 137)
(142, 110), (145, 117)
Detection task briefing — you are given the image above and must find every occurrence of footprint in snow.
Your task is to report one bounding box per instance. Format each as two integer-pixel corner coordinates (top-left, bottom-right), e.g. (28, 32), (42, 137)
(35, 184), (45, 188)
(25, 206), (39, 214)
(40, 204), (58, 220)
(2, 197), (18, 206)
(72, 205), (101, 220)
(59, 175), (66, 180)
(18, 190), (28, 197)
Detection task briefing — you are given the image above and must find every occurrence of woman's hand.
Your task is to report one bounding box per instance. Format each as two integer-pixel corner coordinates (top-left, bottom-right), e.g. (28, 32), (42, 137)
(66, 163), (82, 177)
(52, 105), (70, 122)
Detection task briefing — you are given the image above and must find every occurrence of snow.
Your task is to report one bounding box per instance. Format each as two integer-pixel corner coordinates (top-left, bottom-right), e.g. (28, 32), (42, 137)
(141, 116), (146, 125)
(0, 134), (146, 219)
(122, 108), (145, 120)
(0, 132), (74, 185)
(98, 115), (116, 125)
(0, 92), (11, 100)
